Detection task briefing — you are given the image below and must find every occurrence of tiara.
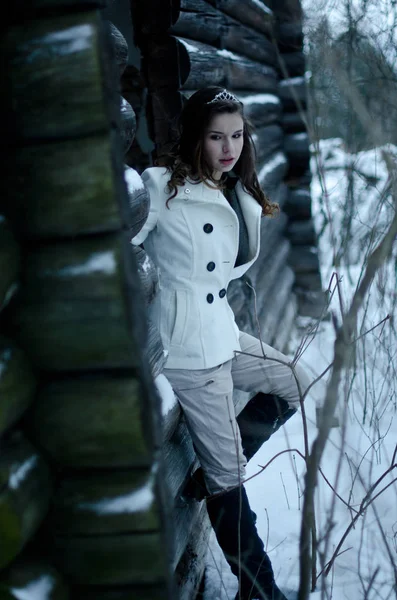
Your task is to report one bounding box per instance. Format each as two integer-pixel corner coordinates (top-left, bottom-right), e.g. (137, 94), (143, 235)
(206, 89), (240, 104)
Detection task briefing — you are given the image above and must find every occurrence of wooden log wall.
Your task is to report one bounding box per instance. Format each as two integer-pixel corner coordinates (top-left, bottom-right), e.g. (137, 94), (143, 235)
(268, 0), (325, 317)
(0, 2), (174, 599)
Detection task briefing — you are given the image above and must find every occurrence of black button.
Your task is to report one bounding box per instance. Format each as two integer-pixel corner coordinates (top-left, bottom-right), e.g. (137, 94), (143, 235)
(219, 289), (226, 298)
(207, 293), (214, 304)
(207, 262), (215, 272)
(203, 223), (213, 234)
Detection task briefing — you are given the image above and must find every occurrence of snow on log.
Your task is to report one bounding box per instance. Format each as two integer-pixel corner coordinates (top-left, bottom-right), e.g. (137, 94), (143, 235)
(279, 75), (307, 109)
(133, 246), (158, 305)
(2, 13), (110, 140)
(0, 217), (20, 311)
(257, 151), (289, 191)
(238, 93), (282, 127)
(28, 376), (151, 468)
(145, 36), (278, 93)
(51, 470), (159, 535)
(170, 0), (276, 66)
(124, 166), (150, 238)
(120, 97), (136, 155)
(0, 556), (70, 600)
(9, 234), (141, 371)
(205, 0), (274, 36)
(0, 337), (36, 436)
(0, 433), (51, 571)
(252, 124), (283, 164)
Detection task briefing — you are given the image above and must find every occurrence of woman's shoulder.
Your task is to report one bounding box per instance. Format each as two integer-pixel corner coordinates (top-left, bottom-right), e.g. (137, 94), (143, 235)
(142, 166), (169, 182)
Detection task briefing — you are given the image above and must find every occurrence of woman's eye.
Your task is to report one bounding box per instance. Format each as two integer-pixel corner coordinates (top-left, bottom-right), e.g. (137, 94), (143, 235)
(210, 135), (221, 140)
(233, 133), (242, 138)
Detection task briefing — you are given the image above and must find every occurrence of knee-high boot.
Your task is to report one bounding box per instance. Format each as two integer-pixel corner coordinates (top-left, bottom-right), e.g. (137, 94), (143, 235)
(206, 485), (287, 600)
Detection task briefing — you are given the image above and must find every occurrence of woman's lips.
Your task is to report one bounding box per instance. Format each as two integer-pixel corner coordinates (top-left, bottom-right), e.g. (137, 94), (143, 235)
(220, 158), (234, 165)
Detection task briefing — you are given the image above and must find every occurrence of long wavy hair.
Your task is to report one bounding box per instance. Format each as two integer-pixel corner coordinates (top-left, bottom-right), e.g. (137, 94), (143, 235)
(156, 87), (278, 216)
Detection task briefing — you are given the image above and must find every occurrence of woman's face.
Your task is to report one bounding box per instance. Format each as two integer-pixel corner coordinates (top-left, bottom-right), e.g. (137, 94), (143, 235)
(203, 112), (244, 180)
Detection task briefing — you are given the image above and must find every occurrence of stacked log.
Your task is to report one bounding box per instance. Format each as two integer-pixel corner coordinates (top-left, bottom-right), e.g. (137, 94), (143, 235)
(1, 3), (172, 599)
(270, 0), (325, 317)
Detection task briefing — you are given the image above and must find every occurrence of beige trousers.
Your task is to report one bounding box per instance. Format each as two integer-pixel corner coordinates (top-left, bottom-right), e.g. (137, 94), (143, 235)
(164, 332), (310, 494)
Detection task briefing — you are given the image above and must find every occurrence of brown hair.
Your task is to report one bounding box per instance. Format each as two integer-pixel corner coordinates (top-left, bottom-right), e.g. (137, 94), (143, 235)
(156, 87), (278, 216)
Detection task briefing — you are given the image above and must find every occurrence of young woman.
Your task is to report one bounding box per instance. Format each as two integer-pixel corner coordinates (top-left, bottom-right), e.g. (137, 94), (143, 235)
(132, 87), (309, 600)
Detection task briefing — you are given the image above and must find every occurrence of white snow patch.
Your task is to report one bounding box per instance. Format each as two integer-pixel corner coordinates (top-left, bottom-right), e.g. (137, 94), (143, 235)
(140, 253), (152, 274)
(280, 76), (305, 87)
(41, 24), (93, 55)
(289, 133), (308, 141)
(180, 39), (200, 54)
(155, 373), (178, 416)
(239, 93), (280, 106)
(53, 252), (116, 277)
(217, 48), (240, 61)
(9, 455), (38, 490)
(120, 97), (130, 112)
(79, 482), (154, 515)
(11, 576), (55, 600)
(258, 152), (287, 180)
(124, 167), (144, 195)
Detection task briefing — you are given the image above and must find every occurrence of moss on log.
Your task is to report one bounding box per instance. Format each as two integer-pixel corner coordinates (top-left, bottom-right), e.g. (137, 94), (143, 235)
(10, 234), (140, 371)
(53, 532), (168, 585)
(28, 376), (152, 468)
(0, 218), (20, 311)
(0, 433), (51, 570)
(2, 12), (110, 141)
(0, 337), (36, 436)
(51, 469), (160, 534)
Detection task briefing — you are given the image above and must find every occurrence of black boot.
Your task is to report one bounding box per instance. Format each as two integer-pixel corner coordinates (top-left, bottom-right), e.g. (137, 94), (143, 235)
(206, 486), (287, 600)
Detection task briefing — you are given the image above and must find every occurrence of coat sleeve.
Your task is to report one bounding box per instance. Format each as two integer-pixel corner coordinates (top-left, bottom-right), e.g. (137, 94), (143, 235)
(131, 168), (165, 246)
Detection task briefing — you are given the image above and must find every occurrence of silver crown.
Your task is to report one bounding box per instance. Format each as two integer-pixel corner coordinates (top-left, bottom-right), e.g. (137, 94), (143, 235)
(206, 89), (240, 105)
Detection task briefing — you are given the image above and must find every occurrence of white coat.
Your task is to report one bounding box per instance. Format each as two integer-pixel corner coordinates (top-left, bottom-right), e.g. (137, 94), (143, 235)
(131, 167), (263, 370)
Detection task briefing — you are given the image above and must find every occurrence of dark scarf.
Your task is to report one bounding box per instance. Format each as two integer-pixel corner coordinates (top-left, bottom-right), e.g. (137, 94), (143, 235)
(223, 174), (250, 267)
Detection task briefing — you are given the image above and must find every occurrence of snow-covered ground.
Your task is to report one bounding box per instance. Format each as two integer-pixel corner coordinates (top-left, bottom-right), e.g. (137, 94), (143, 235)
(204, 139), (397, 600)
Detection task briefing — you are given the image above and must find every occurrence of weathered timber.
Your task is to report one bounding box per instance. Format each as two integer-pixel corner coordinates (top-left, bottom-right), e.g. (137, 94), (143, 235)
(124, 166), (150, 238)
(28, 376), (151, 468)
(253, 238), (291, 305)
(295, 289), (327, 319)
(146, 88), (185, 154)
(267, 0), (302, 23)
(277, 50), (306, 77)
(205, 0), (274, 36)
(0, 218), (20, 311)
(257, 151), (289, 191)
(2, 13), (111, 141)
(176, 503), (211, 600)
(133, 247), (158, 305)
(288, 246), (321, 274)
(53, 532), (168, 585)
(261, 265), (295, 343)
(282, 111), (307, 133)
(286, 219), (316, 246)
(294, 270), (323, 291)
(238, 93), (282, 128)
(0, 555), (70, 600)
(108, 22), (128, 77)
(252, 124), (283, 164)
(144, 36), (278, 93)
(163, 420), (196, 497)
(0, 337), (36, 436)
(146, 319), (167, 379)
(3, 135), (121, 239)
(10, 234), (140, 371)
(171, 499), (203, 570)
(50, 470), (160, 535)
(0, 433), (51, 570)
(277, 21), (304, 52)
(120, 98), (136, 155)
(283, 188), (312, 220)
(272, 294), (298, 352)
(284, 132), (310, 167)
(170, 0), (276, 66)
(279, 76), (307, 110)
